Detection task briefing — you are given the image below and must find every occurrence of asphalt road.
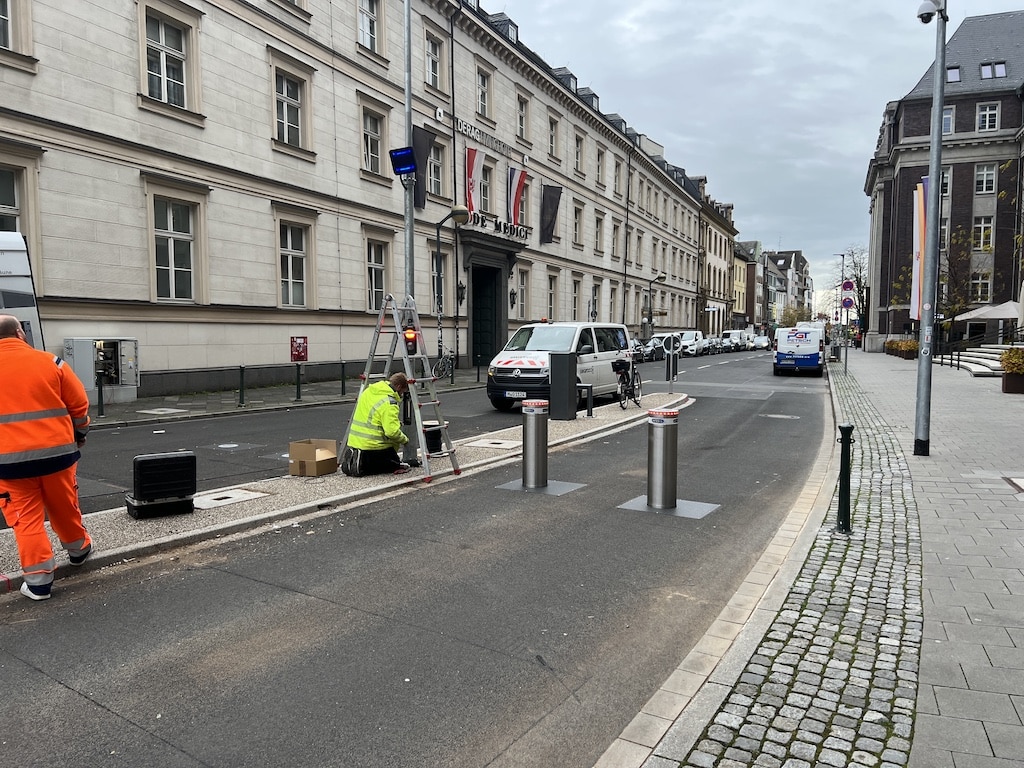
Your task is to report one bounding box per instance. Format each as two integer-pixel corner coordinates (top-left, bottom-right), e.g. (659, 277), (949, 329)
(2, 353), (831, 767)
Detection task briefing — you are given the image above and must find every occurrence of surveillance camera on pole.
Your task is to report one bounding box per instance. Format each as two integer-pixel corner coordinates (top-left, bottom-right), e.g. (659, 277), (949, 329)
(917, 0), (946, 24)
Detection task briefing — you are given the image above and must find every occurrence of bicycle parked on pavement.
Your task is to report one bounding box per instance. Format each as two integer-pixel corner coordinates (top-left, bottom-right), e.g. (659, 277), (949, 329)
(612, 354), (642, 409)
(431, 345), (455, 379)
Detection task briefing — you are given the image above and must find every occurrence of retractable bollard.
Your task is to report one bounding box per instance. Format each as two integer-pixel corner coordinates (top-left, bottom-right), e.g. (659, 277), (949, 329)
(647, 409), (679, 509)
(522, 399), (549, 489)
(836, 423), (855, 533)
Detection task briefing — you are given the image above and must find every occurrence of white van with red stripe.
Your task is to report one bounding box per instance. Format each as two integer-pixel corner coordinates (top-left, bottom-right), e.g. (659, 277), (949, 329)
(486, 321), (632, 411)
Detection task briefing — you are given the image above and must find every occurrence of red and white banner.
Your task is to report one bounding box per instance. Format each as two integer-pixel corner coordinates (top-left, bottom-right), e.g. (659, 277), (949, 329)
(507, 166), (528, 225)
(910, 178), (927, 321)
(465, 147), (485, 213)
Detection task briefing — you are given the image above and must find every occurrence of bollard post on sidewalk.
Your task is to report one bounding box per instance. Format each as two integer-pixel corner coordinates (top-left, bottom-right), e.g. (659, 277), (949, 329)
(522, 399), (549, 489)
(96, 374), (105, 418)
(836, 423), (855, 534)
(238, 365), (246, 407)
(294, 363), (302, 401)
(647, 408), (679, 509)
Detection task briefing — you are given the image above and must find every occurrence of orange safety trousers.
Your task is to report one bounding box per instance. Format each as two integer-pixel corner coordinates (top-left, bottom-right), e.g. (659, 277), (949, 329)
(0, 464), (91, 588)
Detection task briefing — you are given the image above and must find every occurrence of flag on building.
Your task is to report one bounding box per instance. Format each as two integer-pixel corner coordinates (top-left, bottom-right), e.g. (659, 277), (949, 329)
(465, 147), (485, 213)
(910, 178), (927, 320)
(507, 166), (528, 225)
(539, 184), (562, 244)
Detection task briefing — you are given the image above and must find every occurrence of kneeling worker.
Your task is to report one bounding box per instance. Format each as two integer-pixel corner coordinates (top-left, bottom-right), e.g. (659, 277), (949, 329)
(343, 372), (412, 476)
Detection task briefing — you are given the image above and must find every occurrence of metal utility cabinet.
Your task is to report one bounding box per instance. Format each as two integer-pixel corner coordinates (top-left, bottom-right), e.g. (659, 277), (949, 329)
(63, 338), (139, 404)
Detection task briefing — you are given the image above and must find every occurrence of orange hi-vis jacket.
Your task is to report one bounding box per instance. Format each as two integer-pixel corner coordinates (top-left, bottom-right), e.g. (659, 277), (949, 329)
(0, 338), (90, 479)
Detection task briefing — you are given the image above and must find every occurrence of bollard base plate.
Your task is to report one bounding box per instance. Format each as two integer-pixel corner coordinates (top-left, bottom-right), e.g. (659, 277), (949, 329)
(618, 496), (720, 519)
(495, 479), (585, 496)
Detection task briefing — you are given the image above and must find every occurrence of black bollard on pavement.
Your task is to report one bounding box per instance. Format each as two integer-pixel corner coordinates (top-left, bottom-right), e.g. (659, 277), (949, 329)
(294, 363), (302, 401)
(238, 365), (246, 407)
(836, 423), (855, 534)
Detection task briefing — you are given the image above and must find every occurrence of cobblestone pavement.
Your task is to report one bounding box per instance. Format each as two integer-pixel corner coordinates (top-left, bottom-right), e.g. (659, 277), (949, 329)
(663, 367), (922, 768)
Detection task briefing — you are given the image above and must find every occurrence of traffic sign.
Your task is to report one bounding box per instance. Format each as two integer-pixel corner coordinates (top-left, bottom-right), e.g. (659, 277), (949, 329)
(841, 297), (855, 309)
(842, 279), (855, 292)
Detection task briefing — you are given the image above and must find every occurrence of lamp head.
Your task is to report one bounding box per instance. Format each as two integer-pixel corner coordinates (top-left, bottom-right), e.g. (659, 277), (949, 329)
(451, 205), (470, 225)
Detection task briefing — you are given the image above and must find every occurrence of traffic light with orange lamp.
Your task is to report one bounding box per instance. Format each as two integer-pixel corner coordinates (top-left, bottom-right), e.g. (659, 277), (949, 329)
(402, 324), (418, 356)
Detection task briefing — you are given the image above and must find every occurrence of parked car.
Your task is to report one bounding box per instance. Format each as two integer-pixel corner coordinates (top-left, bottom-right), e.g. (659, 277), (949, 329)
(675, 330), (708, 356)
(722, 330), (750, 351)
(630, 339), (648, 361)
(752, 335), (771, 350)
(707, 337), (725, 354)
(642, 337), (666, 361)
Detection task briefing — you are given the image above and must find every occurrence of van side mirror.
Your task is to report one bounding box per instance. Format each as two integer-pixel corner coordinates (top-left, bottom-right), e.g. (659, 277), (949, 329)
(578, 344), (594, 355)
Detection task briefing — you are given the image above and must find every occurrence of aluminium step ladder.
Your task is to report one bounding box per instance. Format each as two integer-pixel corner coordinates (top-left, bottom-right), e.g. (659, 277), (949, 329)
(343, 294), (460, 481)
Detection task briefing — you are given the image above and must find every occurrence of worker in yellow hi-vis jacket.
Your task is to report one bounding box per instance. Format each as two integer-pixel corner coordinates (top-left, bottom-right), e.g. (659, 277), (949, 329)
(343, 372), (411, 476)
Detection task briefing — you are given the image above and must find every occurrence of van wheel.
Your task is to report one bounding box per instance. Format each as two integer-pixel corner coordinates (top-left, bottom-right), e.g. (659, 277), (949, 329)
(489, 397), (515, 412)
(772, 366), (780, 376)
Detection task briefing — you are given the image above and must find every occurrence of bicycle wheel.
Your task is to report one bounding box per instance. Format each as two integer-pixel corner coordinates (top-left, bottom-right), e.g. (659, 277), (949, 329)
(617, 372), (628, 409)
(631, 369), (643, 407)
(432, 356), (452, 379)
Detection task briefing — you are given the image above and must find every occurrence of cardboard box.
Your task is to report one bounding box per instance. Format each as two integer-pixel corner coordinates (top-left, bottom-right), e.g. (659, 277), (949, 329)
(289, 439), (339, 476)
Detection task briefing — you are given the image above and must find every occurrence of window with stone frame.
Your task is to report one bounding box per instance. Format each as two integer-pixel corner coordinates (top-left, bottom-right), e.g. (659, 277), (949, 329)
(975, 163), (996, 194)
(280, 221), (308, 307)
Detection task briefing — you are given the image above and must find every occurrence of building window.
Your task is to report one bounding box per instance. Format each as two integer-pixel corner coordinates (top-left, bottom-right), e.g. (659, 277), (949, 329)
(358, 0), (379, 54)
(516, 95), (528, 140)
(479, 166), (491, 212)
(0, 166), (18, 231)
(573, 204), (583, 245)
(547, 275), (556, 319)
(367, 239), (387, 310)
(596, 148), (605, 185)
(942, 106), (954, 134)
(970, 272), (991, 303)
(572, 280), (580, 321)
(574, 135), (584, 173)
(611, 222), (620, 260)
(945, 66), (960, 83)
(548, 117), (559, 158)
(280, 222), (307, 307)
(146, 13), (186, 108)
(975, 163), (996, 194)
(977, 103), (999, 132)
(427, 144), (444, 196)
(517, 270), (528, 320)
(981, 62), (1006, 79)
(431, 251), (447, 314)
(939, 218), (948, 251)
(425, 33), (442, 90)
(0, 0), (10, 49)
(594, 214), (604, 252)
(154, 197), (195, 301)
(362, 110), (383, 174)
(940, 166), (950, 196)
(476, 69), (490, 118)
(517, 183), (529, 227)
(973, 216), (993, 251)
(613, 160), (622, 195)
(275, 71), (303, 147)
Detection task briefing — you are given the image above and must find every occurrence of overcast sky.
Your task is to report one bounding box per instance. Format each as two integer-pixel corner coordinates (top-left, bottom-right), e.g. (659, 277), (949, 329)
(495, 0), (1021, 294)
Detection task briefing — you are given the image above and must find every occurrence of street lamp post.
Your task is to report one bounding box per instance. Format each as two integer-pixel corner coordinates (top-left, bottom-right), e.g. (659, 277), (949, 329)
(647, 271), (667, 334)
(914, 0), (947, 457)
(434, 205), (470, 364)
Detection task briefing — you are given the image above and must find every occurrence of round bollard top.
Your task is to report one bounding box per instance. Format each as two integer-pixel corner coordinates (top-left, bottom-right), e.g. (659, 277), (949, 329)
(522, 400), (549, 414)
(647, 408), (679, 425)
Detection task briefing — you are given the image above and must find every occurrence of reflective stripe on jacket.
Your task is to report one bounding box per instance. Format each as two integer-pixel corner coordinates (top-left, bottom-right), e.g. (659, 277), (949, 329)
(0, 338), (90, 479)
(347, 380), (409, 451)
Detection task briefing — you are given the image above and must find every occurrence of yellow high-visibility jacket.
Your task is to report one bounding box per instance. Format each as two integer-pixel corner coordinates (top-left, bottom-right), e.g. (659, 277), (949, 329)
(347, 381), (409, 451)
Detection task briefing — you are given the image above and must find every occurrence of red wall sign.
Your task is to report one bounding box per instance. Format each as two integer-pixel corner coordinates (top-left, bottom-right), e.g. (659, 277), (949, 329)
(290, 336), (308, 362)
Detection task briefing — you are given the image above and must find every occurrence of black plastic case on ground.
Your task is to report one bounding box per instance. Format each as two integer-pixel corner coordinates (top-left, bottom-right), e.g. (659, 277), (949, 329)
(125, 451), (197, 519)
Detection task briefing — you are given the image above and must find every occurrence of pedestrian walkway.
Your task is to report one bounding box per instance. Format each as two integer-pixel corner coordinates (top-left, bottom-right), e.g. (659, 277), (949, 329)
(595, 351), (1024, 768)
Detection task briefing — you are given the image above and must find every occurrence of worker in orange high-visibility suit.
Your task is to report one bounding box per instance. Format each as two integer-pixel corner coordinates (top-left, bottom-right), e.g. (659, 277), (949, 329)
(0, 315), (92, 601)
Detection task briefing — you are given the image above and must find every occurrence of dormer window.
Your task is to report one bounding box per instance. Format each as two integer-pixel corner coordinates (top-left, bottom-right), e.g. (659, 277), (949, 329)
(946, 66), (960, 83)
(981, 61), (1007, 79)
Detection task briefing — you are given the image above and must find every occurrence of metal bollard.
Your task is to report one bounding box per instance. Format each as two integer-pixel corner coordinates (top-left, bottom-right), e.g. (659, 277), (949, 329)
(96, 374), (105, 417)
(522, 399), (549, 489)
(647, 409), (679, 509)
(294, 363), (302, 401)
(238, 365), (246, 407)
(836, 423), (855, 533)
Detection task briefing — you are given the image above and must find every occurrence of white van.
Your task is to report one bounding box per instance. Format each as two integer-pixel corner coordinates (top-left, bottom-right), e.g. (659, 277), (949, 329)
(486, 321), (632, 410)
(773, 326), (824, 376)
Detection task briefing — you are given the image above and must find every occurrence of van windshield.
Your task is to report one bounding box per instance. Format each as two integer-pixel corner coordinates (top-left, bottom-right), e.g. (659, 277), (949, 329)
(504, 325), (577, 352)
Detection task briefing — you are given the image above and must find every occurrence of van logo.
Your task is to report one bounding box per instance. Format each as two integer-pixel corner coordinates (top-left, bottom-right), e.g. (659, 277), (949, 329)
(512, 369), (521, 378)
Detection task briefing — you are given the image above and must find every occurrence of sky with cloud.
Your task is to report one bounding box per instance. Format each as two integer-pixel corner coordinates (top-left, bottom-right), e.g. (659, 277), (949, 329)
(495, 0), (1022, 297)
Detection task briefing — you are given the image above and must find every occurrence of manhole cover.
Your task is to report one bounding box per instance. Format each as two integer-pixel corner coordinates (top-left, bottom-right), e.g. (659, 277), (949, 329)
(193, 488), (269, 510)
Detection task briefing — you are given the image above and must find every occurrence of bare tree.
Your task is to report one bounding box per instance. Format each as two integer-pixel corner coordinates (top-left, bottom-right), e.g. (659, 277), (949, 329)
(831, 246), (869, 326)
